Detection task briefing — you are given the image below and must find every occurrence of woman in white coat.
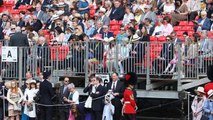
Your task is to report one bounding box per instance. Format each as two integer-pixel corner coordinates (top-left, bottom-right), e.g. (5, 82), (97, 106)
(191, 86), (206, 120)
(23, 80), (38, 120)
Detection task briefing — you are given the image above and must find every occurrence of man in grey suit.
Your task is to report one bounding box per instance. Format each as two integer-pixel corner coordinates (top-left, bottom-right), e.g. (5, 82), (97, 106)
(199, 30), (213, 56)
(140, 5), (156, 26)
(34, 3), (49, 23)
(98, 7), (110, 26)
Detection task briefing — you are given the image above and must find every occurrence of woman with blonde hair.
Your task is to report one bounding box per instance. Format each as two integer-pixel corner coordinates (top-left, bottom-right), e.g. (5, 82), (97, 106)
(134, 8), (143, 25)
(104, 1), (113, 17)
(7, 80), (23, 120)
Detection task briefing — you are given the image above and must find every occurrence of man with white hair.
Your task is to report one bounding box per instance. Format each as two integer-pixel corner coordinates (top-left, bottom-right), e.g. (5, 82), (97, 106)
(196, 11), (211, 32)
(9, 26), (29, 46)
(98, 7), (110, 26)
(140, 4), (156, 26)
(37, 36), (50, 72)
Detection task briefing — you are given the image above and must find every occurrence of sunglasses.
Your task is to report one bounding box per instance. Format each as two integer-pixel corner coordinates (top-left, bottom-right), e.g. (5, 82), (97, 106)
(166, 39), (171, 40)
(64, 81), (69, 82)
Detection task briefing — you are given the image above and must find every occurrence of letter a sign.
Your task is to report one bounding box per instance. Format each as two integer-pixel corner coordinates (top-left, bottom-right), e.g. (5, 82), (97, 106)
(2, 47), (18, 62)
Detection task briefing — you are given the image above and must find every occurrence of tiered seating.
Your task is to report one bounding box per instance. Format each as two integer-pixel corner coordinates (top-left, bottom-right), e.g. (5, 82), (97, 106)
(109, 20), (121, 36)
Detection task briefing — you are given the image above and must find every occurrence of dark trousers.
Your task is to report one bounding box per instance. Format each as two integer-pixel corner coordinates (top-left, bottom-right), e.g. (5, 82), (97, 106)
(29, 118), (36, 120)
(111, 98), (122, 120)
(59, 107), (69, 120)
(124, 114), (136, 120)
(0, 107), (3, 120)
(40, 106), (53, 120)
(91, 110), (102, 120)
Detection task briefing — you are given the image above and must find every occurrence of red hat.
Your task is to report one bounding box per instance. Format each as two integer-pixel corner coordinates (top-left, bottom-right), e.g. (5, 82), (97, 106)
(124, 72), (137, 86)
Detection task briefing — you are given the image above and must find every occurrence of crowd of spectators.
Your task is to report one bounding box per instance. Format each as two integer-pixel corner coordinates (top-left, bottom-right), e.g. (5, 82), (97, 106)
(0, 0), (212, 76)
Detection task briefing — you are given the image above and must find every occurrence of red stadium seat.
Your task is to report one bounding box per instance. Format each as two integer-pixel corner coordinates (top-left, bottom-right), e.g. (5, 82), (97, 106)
(150, 36), (157, 42)
(173, 26), (181, 31)
(113, 31), (120, 36)
(179, 21), (188, 26)
(208, 32), (213, 39)
(158, 36), (166, 42)
(188, 31), (194, 37)
(50, 46), (69, 61)
(110, 25), (120, 31)
(177, 31), (184, 37)
(182, 26), (194, 31)
(110, 20), (118, 25)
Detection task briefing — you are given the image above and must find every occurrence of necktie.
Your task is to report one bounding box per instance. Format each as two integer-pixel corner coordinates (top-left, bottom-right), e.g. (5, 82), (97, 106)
(105, 33), (107, 38)
(63, 86), (67, 93)
(112, 82), (116, 92)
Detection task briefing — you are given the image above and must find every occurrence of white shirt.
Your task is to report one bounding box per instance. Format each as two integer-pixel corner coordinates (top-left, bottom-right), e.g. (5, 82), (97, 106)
(24, 88), (38, 118)
(122, 13), (134, 26)
(69, 91), (79, 104)
(152, 24), (164, 36)
(163, 4), (175, 13)
(111, 80), (118, 90)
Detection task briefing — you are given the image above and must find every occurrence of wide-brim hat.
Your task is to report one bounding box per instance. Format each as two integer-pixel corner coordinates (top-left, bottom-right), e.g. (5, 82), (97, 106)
(208, 89), (213, 98)
(104, 37), (114, 42)
(51, 14), (60, 21)
(99, 7), (106, 13)
(131, 34), (140, 42)
(124, 72), (137, 86)
(194, 87), (205, 94)
(30, 80), (37, 84)
(57, 2), (66, 8)
(207, 65), (213, 82)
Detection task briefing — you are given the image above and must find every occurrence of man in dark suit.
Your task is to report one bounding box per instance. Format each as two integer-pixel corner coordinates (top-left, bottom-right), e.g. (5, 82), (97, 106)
(0, 14), (9, 29)
(58, 77), (70, 120)
(90, 77), (105, 120)
(170, 31), (182, 46)
(0, 81), (8, 120)
(101, 25), (114, 39)
(109, 0), (125, 20)
(32, 15), (43, 32)
(13, 15), (25, 28)
(107, 72), (125, 120)
(153, 37), (174, 74)
(9, 27), (29, 46)
(39, 70), (54, 120)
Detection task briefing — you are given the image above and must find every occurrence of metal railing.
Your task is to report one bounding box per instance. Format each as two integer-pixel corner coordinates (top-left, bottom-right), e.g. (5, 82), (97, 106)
(0, 41), (212, 82)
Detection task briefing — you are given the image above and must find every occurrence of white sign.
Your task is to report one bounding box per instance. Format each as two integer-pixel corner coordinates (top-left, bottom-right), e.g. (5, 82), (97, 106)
(96, 74), (110, 86)
(2, 47), (18, 62)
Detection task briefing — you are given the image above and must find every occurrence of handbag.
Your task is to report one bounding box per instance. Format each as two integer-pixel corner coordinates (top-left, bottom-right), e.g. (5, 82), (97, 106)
(201, 114), (209, 120)
(84, 96), (92, 108)
(14, 103), (22, 111)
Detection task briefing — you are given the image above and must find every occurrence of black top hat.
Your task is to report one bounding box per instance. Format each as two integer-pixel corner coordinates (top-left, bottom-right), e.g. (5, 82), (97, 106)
(124, 72), (137, 86)
(43, 70), (51, 79)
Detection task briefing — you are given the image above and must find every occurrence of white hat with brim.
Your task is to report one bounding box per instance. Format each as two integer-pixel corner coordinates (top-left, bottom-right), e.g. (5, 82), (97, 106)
(131, 34), (140, 42)
(57, 2), (66, 7)
(51, 14), (60, 21)
(208, 89), (213, 98)
(30, 80), (37, 84)
(194, 87), (205, 94)
(99, 7), (106, 13)
(104, 37), (114, 42)
(56, 10), (64, 16)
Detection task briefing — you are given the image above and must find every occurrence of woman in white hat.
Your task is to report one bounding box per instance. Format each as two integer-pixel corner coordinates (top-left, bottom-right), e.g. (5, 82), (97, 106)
(191, 86), (206, 120)
(23, 80), (38, 120)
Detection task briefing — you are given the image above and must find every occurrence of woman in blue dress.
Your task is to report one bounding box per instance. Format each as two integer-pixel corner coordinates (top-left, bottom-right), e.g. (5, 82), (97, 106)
(78, 0), (89, 15)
